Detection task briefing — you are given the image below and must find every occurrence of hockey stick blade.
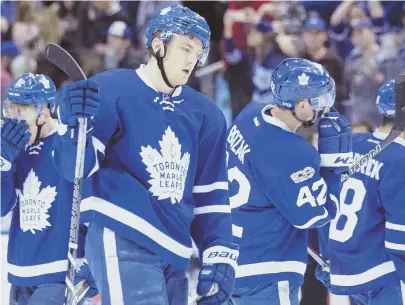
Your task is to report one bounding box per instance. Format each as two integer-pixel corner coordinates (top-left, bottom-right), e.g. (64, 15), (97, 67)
(44, 43), (88, 305)
(341, 74), (405, 182)
(44, 43), (86, 82)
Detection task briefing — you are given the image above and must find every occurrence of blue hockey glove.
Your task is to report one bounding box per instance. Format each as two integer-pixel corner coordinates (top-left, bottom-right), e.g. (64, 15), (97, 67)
(318, 109), (353, 173)
(76, 259), (98, 299)
(197, 244), (238, 305)
(58, 80), (100, 128)
(197, 264), (235, 305)
(315, 264), (332, 290)
(1, 119), (31, 171)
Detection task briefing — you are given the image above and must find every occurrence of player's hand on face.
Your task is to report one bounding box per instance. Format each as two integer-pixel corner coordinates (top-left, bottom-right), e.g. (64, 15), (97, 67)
(1, 118), (31, 167)
(58, 79), (100, 128)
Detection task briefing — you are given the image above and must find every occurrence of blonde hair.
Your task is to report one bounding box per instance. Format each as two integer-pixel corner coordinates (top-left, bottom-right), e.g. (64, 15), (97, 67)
(35, 3), (61, 45)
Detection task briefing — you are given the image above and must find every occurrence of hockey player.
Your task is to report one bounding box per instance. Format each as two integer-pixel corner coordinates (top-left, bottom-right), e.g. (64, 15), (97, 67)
(316, 79), (405, 304)
(227, 58), (352, 305)
(1, 73), (96, 305)
(51, 5), (237, 305)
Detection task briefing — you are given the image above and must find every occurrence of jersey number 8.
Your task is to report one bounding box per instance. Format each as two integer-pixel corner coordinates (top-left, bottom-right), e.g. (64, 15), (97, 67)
(329, 178), (367, 242)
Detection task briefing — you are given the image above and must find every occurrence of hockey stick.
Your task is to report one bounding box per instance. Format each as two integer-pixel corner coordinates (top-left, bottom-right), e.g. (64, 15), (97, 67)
(308, 74), (405, 270)
(44, 43), (89, 305)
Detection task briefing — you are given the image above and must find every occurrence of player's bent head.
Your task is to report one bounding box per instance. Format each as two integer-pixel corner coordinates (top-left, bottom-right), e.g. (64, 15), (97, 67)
(4, 73), (56, 143)
(145, 5), (211, 87)
(270, 58), (335, 127)
(152, 32), (204, 85)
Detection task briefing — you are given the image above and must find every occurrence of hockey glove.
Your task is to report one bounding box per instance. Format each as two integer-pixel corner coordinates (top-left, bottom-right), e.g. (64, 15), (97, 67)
(1, 119), (31, 171)
(318, 109), (353, 173)
(76, 259), (98, 299)
(58, 80), (100, 128)
(315, 263), (332, 290)
(197, 244), (238, 305)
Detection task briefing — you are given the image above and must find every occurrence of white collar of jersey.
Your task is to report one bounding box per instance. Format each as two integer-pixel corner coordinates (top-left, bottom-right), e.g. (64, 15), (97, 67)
(261, 105), (294, 133)
(136, 65), (182, 97)
(373, 130), (405, 148)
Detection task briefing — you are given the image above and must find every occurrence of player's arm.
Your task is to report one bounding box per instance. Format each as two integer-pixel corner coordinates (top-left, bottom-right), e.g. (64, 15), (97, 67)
(1, 119), (30, 216)
(380, 158), (405, 283)
(191, 107), (238, 260)
(253, 110), (352, 229)
(51, 76), (119, 182)
(252, 149), (339, 229)
(191, 107), (238, 304)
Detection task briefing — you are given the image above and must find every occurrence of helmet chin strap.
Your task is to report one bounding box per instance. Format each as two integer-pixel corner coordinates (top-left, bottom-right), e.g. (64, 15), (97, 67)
(291, 109), (317, 128)
(154, 46), (176, 89)
(33, 115), (45, 145)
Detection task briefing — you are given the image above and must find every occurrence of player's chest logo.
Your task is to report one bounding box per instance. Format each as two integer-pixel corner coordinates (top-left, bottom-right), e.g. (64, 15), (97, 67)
(17, 169), (57, 234)
(140, 126), (190, 204)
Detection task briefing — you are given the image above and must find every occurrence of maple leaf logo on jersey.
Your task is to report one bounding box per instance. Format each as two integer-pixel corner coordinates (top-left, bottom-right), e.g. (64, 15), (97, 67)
(17, 169), (57, 234)
(140, 126), (190, 204)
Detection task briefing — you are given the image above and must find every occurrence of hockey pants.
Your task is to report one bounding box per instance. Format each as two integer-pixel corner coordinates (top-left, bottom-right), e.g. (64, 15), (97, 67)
(85, 222), (188, 305)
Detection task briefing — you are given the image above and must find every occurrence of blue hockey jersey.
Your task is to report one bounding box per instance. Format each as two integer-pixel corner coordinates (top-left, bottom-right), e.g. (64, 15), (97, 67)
(227, 103), (341, 289)
(1, 130), (89, 286)
(52, 66), (237, 271)
(327, 131), (405, 295)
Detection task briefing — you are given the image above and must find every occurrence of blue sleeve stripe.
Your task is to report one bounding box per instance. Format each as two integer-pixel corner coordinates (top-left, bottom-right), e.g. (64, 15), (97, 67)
(387, 222), (405, 232)
(194, 205), (231, 215)
(193, 182), (228, 193)
(294, 208), (329, 229)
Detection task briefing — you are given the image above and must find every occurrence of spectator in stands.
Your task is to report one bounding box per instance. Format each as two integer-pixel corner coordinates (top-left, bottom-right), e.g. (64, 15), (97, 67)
(12, 2), (41, 53)
(1, 41), (20, 74)
(243, 13), (286, 104)
(58, 1), (81, 51)
(77, 0), (129, 49)
(222, 3), (301, 118)
(344, 18), (385, 128)
(103, 21), (147, 70)
(329, 0), (386, 60)
(302, 13), (346, 113)
(1, 1), (17, 41)
(35, 3), (61, 53)
(1, 41), (20, 102)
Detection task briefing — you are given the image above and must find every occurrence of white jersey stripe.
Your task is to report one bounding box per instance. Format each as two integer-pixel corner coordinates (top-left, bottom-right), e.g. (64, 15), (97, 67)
(194, 205), (231, 215)
(8, 260), (68, 277)
(330, 261), (396, 286)
(278, 281), (291, 305)
(103, 228), (124, 305)
(192, 182), (228, 193)
(386, 222), (405, 232)
(81, 197), (193, 259)
(236, 261), (307, 278)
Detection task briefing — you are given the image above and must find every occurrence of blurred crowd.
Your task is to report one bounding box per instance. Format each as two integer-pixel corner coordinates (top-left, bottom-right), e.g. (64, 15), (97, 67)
(2, 0), (405, 130)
